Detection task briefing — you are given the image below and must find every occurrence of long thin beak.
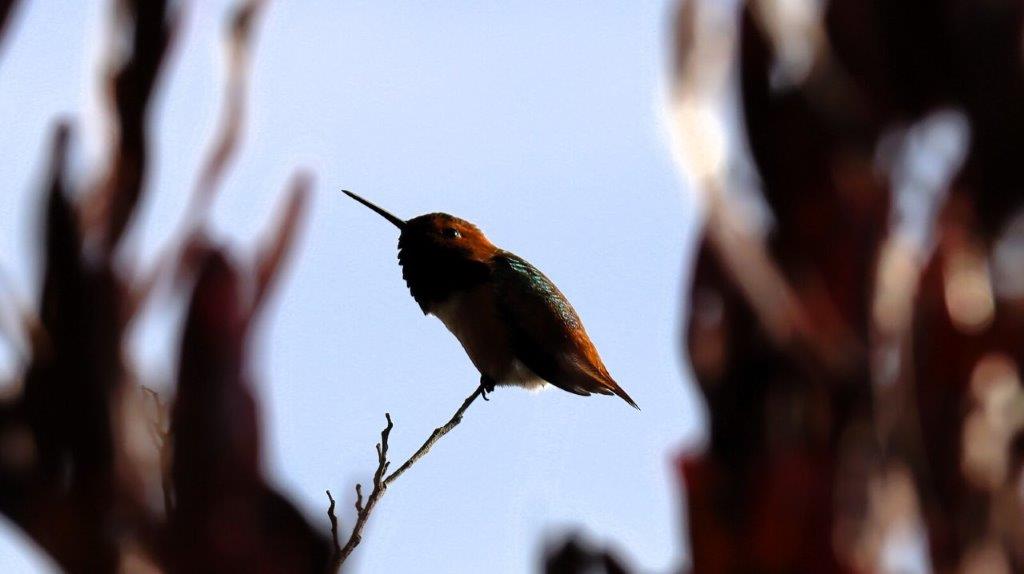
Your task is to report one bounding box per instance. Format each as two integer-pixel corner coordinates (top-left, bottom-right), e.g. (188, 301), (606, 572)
(341, 190), (406, 230)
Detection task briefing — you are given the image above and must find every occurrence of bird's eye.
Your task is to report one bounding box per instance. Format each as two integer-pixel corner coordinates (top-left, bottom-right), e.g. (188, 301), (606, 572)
(442, 227), (461, 239)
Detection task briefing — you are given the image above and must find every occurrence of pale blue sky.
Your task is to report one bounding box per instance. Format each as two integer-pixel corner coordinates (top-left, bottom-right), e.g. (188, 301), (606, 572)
(0, 2), (703, 572)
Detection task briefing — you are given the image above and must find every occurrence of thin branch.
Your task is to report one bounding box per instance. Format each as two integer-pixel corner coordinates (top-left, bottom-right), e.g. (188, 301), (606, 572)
(325, 490), (341, 562)
(330, 384), (486, 569)
(354, 483), (364, 513)
(333, 414), (392, 566)
(384, 384), (484, 487)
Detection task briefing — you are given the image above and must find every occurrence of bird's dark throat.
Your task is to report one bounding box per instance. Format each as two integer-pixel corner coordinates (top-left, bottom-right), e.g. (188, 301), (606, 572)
(397, 245), (491, 313)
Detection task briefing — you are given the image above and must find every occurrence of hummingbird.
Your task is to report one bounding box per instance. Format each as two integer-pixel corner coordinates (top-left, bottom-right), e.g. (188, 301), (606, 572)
(343, 190), (638, 409)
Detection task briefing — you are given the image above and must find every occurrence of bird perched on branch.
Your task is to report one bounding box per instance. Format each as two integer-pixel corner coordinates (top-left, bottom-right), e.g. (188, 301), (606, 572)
(343, 190), (638, 409)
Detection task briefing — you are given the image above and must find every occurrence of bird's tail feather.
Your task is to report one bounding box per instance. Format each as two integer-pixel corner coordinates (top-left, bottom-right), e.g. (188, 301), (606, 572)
(608, 381), (640, 410)
(565, 360), (640, 410)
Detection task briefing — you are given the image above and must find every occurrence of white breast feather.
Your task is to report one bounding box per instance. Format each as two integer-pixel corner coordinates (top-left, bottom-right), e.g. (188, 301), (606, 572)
(431, 294), (466, 336)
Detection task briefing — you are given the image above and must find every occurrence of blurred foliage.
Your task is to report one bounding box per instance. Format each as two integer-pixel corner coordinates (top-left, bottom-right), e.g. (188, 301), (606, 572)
(671, 0), (1024, 572)
(0, 0), (329, 572)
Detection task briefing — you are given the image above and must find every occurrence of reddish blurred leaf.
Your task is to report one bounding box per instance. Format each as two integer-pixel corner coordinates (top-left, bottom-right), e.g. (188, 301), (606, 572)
(254, 172), (311, 312)
(169, 249), (330, 573)
(86, 0), (177, 253)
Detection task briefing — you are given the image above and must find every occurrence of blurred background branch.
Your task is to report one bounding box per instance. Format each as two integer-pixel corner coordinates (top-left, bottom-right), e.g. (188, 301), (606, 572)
(0, 0), (19, 56)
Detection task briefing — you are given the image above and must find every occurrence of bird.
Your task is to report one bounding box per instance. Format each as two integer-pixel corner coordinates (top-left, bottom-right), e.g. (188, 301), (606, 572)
(342, 190), (638, 410)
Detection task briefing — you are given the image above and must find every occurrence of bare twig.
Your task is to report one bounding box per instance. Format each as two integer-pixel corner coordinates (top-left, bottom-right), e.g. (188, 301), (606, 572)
(330, 384), (486, 568)
(333, 413), (392, 566)
(354, 483), (364, 513)
(325, 490), (341, 561)
(141, 386), (173, 515)
(383, 385), (485, 487)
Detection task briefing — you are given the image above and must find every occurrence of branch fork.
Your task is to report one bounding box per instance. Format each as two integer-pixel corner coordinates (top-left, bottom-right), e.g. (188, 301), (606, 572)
(327, 384), (487, 569)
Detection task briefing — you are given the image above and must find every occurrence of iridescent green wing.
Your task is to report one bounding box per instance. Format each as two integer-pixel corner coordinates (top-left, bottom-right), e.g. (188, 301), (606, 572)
(492, 251), (604, 397)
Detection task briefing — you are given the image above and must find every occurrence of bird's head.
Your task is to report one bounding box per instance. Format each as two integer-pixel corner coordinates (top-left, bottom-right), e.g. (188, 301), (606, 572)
(342, 190), (498, 310)
(342, 190), (497, 263)
(400, 212), (497, 264)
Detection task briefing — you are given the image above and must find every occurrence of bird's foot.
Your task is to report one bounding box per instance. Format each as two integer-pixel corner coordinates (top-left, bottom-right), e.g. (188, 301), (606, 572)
(479, 377), (496, 401)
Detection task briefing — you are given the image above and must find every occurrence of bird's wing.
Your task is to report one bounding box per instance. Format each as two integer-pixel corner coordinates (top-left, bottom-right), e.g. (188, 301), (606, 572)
(492, 252), (638, 409)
